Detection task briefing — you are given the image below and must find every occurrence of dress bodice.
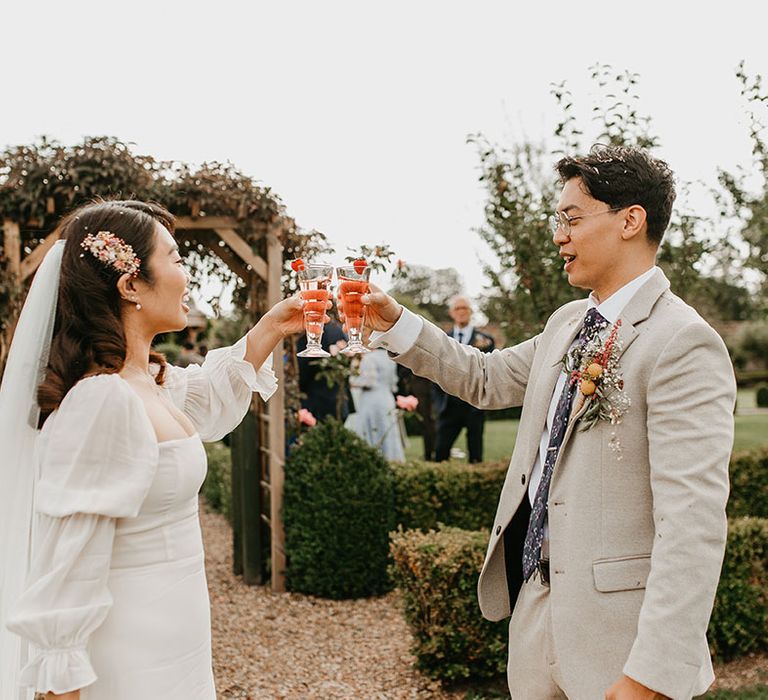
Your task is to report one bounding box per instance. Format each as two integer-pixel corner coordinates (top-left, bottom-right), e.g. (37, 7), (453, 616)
(111, 436), (207, 570)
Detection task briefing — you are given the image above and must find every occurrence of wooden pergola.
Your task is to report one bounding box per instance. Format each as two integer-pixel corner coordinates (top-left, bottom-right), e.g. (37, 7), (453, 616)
(1, 216), (288, 592)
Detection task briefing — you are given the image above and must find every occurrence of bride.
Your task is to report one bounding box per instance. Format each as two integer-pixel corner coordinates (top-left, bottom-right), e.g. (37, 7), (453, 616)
(0, 200), (319, 699)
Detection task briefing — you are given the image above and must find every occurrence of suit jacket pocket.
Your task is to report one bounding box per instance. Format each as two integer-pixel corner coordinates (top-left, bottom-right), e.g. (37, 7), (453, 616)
(592, 554), (651, 592)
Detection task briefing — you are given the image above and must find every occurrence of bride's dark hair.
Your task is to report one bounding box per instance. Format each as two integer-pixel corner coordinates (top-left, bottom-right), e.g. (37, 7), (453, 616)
(38, 199), (176, 420)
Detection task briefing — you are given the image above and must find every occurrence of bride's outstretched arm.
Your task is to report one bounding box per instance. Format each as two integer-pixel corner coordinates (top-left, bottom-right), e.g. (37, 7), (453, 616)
(159, 293), (331, 442)
(243, 294), (330, 369)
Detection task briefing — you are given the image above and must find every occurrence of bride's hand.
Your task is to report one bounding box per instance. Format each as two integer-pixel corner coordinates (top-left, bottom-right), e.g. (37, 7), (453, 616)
(46, 691), (80, 699)
(263, 294), (330, 337)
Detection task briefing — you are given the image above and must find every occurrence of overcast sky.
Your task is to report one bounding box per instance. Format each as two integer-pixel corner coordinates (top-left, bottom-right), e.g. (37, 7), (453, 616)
(2, 1), (766, 308)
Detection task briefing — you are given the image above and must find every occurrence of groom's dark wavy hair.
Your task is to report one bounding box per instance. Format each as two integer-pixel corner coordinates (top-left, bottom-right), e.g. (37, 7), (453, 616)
(555, 144), (676, 245)
(38, 199), (175, 422)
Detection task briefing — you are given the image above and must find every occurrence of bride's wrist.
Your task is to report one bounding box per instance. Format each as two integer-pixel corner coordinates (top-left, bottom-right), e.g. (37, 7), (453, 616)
(258, 311), (287, 340)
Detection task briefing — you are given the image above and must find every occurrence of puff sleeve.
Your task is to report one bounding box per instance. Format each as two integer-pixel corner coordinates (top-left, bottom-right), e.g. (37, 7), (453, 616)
(7, 374), (158, 693)
(163, 335), (278, 442)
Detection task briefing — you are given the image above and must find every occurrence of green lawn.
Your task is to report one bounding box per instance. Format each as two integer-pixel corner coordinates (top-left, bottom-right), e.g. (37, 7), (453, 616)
(406, 411), (768, 462)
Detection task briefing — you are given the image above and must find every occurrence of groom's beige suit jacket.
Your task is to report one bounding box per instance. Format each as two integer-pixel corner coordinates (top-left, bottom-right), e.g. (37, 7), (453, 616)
(389, 269), (735, 699)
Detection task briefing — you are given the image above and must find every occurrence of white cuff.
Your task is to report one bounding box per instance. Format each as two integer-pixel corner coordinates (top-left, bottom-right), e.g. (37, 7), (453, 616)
(220, 335), (278, 403)
(369, 308), (423, 355)
(19, 646), (97, 694)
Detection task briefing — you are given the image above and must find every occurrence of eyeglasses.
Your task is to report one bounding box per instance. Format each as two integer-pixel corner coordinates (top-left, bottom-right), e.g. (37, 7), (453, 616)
(548, 208), (625, 236)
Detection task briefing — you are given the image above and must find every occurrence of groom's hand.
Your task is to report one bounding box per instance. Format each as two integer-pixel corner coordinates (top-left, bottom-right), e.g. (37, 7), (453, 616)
(605, 675), (669, 700)
(337, 282), (403, 332)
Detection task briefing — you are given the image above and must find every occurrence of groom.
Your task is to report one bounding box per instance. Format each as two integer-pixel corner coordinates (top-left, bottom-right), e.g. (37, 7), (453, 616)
(352, 145), (735, 699)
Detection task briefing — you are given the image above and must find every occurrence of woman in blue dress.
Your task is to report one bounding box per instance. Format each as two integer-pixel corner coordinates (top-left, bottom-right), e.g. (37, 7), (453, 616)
(346, 348), (406, 462)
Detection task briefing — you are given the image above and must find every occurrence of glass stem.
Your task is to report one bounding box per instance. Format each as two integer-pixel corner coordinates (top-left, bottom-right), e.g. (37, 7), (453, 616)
(348, 327), (363, 346)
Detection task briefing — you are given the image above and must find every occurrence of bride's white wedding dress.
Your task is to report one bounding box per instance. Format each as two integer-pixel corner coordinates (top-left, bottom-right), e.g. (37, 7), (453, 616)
(7, 336), (276, 699)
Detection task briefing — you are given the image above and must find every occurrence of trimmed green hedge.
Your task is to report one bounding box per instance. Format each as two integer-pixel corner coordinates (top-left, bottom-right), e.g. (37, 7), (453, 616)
(729, 447), (768, 519)
(736, 370), (768, 386)
(393, 460), (507, 531)
(391, 518), (768, 680)
(202, 442), (232, 522)
(709, 517), (768, 660)
(283, 419), (396, 599)
(393, 445), (767, 530)
(203, 444), (767, 527)
(389, 526), (508, 681)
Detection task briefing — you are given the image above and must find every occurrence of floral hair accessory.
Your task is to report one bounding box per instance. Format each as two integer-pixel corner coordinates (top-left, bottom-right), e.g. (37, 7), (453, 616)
(80, 231), (141, 277)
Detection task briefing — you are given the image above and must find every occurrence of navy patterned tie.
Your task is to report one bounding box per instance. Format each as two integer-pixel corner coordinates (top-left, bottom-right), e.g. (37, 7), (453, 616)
(521, 307), (609, 581)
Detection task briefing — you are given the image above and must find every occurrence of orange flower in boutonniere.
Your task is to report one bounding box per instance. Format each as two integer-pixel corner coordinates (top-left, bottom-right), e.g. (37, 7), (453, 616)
(561, 320), (631, 445)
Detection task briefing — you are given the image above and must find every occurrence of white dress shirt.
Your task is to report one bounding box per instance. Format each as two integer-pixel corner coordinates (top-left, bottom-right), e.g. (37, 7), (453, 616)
(453, 325), (474, 344)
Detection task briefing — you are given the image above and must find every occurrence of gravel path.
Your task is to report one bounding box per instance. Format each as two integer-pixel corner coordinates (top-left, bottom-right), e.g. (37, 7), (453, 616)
(202, 500), (767, 699)
(202, 501), (459, 700)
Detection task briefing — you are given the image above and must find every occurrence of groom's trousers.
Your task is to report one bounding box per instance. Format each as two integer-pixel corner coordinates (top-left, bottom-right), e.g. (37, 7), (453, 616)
(507, 576), (567, 699)
(507, 576), (631, 700)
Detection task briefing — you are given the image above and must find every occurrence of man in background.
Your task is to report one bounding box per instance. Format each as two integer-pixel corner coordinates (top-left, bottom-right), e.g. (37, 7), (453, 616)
(433, 295), (495, 462)
(297, 319), (350, 422)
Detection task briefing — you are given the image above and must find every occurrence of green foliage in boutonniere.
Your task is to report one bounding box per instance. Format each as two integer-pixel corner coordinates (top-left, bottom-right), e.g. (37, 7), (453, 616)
(561, 320), (631, 435)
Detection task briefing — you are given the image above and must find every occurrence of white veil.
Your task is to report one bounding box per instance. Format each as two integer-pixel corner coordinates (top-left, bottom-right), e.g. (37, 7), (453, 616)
(0, 240), (64, 700)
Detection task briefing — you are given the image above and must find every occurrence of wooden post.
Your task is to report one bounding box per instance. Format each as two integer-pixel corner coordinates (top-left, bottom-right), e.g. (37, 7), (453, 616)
(3, 220), (21, 281)
(232, 409), (266, 585)
(0, 220), (22, 376)
(266, 230), (286, 592)
(230, 424), (244, 579)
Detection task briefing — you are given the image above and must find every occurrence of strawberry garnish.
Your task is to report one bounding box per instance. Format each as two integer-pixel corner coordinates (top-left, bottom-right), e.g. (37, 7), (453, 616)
(353, 258), (367, 274)
(290, 258), (306, 272)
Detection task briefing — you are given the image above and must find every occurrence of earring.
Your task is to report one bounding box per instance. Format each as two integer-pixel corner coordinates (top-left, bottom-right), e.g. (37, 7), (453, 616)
(135, 303), (142, 311)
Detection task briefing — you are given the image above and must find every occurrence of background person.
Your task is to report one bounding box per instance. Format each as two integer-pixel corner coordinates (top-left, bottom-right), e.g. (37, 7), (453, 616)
(433, 295), (496, 462)
(346, 347), (406, 463)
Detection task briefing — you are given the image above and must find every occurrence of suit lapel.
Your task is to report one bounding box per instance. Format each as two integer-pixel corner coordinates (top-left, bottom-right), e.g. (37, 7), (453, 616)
(612, 268), (669, 363)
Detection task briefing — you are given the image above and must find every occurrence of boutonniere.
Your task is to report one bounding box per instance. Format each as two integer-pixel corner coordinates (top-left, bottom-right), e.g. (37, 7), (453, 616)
(561, 320), (631, 437)
(471, 335), (492, 350)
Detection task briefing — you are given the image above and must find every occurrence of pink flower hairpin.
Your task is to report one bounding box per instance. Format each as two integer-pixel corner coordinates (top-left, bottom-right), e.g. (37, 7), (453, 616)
(80, 231), (141, 277)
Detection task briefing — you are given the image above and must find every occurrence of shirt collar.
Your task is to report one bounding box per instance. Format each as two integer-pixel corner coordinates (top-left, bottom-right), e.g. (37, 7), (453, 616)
(587, 266), (659, 324)
(453, 325), (474, 341)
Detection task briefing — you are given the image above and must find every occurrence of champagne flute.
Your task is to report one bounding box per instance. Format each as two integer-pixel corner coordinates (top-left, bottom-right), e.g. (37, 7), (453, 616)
(336, 262), (371, 355)
(296, 262), (334, 357)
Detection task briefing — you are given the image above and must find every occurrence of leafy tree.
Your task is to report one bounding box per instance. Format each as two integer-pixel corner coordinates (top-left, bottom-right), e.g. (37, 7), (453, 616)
(387, 263), (464, 323)
(473, 64), (757, 344)
(718, 62), (768, 311)
(469, 138), (582, 344)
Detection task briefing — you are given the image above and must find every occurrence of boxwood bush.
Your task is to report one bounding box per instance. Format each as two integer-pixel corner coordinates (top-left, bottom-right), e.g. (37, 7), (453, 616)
(728, 447), (768, 518)
(202, 441), (232, 522)
(709, 517), (768, 660)
(392, 460), (507, 531)
(389, 526), (508, 681)
(283, 419), (395, 599)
